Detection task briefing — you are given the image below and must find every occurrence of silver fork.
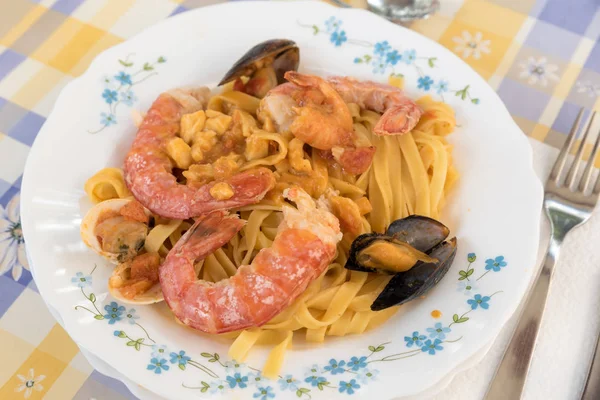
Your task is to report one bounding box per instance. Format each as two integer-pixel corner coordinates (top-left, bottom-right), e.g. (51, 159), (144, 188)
(485, 109), (600, 399)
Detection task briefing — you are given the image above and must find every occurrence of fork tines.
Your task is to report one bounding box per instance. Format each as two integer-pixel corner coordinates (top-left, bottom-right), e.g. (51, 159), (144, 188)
(549, 108), (600, 194)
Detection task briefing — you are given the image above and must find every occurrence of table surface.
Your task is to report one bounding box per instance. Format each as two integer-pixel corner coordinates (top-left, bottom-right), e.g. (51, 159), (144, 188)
(0, 0), (599, 399)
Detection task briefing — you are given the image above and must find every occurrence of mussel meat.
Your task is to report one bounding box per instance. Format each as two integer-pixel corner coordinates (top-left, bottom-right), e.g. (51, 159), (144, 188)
(343, 215), (457, 310)
(371, 238), (457, 311)
(345, 234), (437, 274)
(218, 39), (300, 98)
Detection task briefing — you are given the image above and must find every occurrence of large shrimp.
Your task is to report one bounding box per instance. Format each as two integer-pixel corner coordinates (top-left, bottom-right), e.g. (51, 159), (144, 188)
(327, 76), (423, 136)
(159, 187), (342, 334)
(124, 88), (276, 220)
(259, 71), (375, 174)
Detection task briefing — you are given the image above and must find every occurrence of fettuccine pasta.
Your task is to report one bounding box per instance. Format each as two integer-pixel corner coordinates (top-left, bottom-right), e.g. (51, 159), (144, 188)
(83, 76), (457, 377)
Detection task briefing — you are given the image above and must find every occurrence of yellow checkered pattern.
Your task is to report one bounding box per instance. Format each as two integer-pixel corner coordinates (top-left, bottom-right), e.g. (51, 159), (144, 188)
(0, 0), (598, 399)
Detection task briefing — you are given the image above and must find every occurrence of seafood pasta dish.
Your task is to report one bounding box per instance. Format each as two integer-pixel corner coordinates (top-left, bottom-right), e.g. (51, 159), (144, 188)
(81, 39), (459, 376)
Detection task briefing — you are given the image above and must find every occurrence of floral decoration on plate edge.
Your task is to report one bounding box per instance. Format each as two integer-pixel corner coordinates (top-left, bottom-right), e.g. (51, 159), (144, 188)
(298, 16), (480, 104)
(89, 54), (167, 134)
(71, 251), (504, 398)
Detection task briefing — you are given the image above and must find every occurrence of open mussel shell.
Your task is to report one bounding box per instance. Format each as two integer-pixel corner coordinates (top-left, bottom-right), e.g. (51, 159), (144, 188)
(345, 233), (434, 274)
(218, 39), (299, 86)
(371, 238), (457, 311)
(386, 215), (449, 252)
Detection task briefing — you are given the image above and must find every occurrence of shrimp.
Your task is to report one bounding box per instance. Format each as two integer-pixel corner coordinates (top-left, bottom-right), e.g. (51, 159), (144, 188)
(327, 76), (423, 136)
(259, 71), (375, 174)
(159, 187), (342, 334)
(124, 88), (276, 220)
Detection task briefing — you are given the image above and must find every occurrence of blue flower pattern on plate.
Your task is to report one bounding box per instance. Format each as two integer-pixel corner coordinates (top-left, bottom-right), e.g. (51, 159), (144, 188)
(427, 322), (451, 339)
(421, 339), (444, 355)
(330, 31), (347, 46)
(374, 41), (391, 56)
(435, 80), (449, 94)
(114, 71), (132, 85)
(71, 272), (92, 288)
(169, 350), (191, 367)
(485, 256), (507, 272)
(102, 89), (118, 104)
(418, 76), (434, 90)
(124, 308), (139, 324)
(347, 356), (367, 371)
(339, 379), (360, 394)
(468, 294), (491, 310)
(386, 49), (401, 65)
(305, 375), (326, 387)
(253, 386), (275, 400)
(91, 55), (165, 133)
(147, 358), (169, 374)
(151, 344), (169, 359)
(278, 375), (298, 391)
(404, 331), (426, 348)
(120, 90), (137, 106)
(324, 359), (346, 375)
(302, 15), (481, 105)
(103, 301), (124, 324)
(227, 373), (249, 389)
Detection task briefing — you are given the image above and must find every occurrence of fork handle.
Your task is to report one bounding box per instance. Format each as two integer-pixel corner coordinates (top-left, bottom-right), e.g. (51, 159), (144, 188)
(485, 236), (562, 400)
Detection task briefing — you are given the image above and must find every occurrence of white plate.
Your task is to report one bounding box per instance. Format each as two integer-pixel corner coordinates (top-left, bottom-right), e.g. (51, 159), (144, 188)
(21, 2), (543, 399)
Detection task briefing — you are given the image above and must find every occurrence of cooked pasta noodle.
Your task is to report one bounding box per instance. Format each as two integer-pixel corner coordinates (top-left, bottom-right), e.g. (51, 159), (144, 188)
(83, 77), (457, 377)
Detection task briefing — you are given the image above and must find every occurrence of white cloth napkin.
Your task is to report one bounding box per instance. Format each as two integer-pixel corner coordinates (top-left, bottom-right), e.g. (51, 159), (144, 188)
(433, 139), (600, 400)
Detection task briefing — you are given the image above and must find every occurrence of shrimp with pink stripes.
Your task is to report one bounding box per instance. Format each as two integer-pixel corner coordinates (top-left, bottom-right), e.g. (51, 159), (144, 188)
(327, 76), (423, 136)
(159, 187), (342, 334)
(124, 88), (276, 220)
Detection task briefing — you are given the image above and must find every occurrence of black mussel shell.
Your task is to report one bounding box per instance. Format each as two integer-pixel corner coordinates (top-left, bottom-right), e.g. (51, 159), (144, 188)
(218, 39), (299, 86)
(386, 215), (449, 253)
(370, 238), (457, 311)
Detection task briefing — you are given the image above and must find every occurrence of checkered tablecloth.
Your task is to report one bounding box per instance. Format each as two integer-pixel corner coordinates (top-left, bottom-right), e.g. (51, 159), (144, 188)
(0, 0), (598, 399)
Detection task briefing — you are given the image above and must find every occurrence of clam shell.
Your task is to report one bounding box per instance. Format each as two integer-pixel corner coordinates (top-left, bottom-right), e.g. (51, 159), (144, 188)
(80, 198), (151, 264)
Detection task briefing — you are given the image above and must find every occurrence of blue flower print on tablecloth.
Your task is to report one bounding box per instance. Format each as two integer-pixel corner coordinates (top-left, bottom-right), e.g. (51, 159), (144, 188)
(0, 193), (29, 281)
